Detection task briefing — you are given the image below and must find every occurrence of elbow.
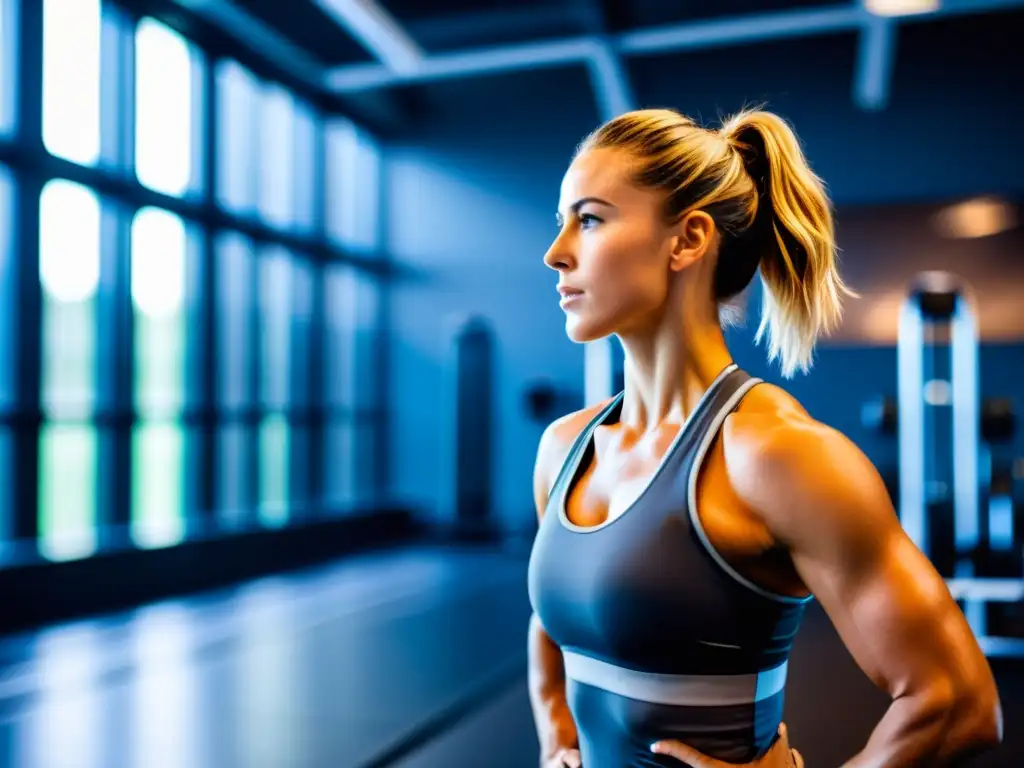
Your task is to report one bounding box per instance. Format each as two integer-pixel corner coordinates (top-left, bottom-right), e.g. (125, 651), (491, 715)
(937, 679), (1003, 759)
(960, 687), (1003, 752)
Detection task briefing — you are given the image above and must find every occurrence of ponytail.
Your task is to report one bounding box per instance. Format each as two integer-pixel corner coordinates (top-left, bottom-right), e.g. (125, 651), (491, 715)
(721, 109), (856, 377)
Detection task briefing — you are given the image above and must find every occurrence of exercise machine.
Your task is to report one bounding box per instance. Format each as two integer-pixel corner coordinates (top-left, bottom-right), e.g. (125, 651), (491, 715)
(897, 271), (1024, 657)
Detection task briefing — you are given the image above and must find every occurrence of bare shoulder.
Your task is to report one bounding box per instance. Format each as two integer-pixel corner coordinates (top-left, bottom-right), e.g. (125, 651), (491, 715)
(722, 382), (896, 547)
(533, 400), (611, 521)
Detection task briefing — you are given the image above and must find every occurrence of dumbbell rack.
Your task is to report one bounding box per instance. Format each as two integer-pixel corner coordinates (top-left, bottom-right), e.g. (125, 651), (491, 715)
(897, 271), (1024, 658)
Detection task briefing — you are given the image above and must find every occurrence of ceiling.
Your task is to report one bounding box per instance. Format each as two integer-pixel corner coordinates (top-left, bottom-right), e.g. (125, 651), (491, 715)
(145, 0), (1024, 135)
(228, 0), (855, 64)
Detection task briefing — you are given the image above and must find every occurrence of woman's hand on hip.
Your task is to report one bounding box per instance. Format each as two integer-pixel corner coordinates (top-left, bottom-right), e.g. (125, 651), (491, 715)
(650, 723), (803, 768)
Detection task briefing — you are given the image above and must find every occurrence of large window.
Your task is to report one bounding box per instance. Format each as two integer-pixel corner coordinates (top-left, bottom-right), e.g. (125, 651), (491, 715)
(215, 232), (255, 529)
(325, 119), (380, 252)
(0, 0), (18, 136)
(323, 265), (380, 509)
(38, 180), (101, 562)
(258, 247), (293, 527)
(257, 86), (295, 230)
(257, 85), (317, 231)
(42, 0), (101, 165)
(4, 7), (388, 565)
(131, 207), (191, 549)
(215, 60), (259, 217)
(134, 18), (203, 197)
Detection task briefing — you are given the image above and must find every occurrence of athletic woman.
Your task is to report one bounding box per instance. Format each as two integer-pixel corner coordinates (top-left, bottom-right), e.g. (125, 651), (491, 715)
(526, 107), (1002, 767)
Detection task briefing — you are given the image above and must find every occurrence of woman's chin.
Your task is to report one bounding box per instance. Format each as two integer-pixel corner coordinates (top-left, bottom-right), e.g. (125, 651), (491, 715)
(565, 316), (611, 344)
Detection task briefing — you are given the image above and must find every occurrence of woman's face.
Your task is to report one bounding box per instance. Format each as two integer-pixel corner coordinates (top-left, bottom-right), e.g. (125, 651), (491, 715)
(544, 147), (701, 343)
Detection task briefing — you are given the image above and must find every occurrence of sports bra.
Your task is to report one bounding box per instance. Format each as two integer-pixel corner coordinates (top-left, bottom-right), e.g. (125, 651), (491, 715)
(527, 364), (811, 766)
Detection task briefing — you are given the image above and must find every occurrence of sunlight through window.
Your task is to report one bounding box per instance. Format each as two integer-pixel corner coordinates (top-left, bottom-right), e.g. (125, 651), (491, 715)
(258, 85), (295, 229)
(135, 17), (194, 196)
(38, 179), (101, 562)
(39, 180), (101, 304)
(215, 60), (259, 215)
(131, 208), (188, 550)
(326, 119), (379, 251)
(42, 0), (101, 165)
(131, 207), (185, 318)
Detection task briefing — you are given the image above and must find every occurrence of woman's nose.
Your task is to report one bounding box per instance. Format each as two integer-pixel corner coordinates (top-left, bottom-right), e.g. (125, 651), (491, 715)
(543, 232), (573, 272)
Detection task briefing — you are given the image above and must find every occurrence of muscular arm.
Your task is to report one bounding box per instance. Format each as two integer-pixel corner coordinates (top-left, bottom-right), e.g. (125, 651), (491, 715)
(528, 421), (580, 765)
(729, 418), (1002, 767)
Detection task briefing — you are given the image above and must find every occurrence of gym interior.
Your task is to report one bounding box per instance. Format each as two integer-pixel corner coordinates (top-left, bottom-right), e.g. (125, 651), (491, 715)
(0, 0), (1022, 765)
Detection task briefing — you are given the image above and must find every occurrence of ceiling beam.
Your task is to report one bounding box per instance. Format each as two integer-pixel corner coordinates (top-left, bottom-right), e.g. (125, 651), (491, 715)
(325, 37), (597, 91)
(311, 0), (423, 73)
(588, 41), (635, 120)
(324, 4), (859, 92)
(853, 14), (898, 110)
(617, 5), (860, 55)
(322, 0), (1024, 103)
(170, 0), (324, 87)
(583, 0), (636, 122)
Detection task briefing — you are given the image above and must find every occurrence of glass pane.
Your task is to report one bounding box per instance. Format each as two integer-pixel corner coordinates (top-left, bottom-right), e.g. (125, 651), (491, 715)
(131, 421), (184, 549)
(258, 413), (289, 527)
(324, 419), (376, 511)
(39, 422), (98, 562)
(292, 101), (317, 235)
(258, 248), (291, 409)
(290, 424), (309, 517)
(324, 265), (379, 410)
(135, 17), (195, 197)
(217, 422), (251, 531)
(132, 207), (187, 416)
(0, 168), (13, 409)
(216, 232), (253, 409)
(215, 60), (258, 216)
(257, 85), (295, 229)
(39, 180), (100, 418)
(325, 119), (379, 251)
(42, 0), (101, 165)
(291, 260), (313, 406)
(0, 0), (18, 136)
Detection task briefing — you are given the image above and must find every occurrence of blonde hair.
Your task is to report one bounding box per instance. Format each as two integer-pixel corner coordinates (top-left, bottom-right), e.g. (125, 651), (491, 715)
(577, 107), (857, 378)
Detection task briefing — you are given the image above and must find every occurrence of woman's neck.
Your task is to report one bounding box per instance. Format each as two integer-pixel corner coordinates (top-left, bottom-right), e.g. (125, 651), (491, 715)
(616, 290), (733, 432)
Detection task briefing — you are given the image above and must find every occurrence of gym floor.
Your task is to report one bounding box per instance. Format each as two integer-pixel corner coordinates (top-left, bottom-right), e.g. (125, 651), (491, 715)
(1, 545), (1019, 768)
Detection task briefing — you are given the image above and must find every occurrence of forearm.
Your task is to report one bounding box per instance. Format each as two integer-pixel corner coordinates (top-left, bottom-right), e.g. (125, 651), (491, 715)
(527, 615), (578, 759)
(842, 687), (1002, 768)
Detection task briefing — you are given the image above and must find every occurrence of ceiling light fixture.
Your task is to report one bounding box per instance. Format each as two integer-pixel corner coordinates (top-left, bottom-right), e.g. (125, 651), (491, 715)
(864, 0), (939, 17)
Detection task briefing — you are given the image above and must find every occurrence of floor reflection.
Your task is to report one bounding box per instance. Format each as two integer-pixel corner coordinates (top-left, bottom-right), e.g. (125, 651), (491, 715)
(0, 547), (530, 768)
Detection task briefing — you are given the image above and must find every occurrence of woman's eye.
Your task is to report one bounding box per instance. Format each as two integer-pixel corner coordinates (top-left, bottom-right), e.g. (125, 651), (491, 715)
(578, 214), (601, 229)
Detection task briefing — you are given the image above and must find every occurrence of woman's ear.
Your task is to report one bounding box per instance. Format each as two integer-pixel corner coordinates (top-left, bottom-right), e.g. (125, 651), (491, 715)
(668, 210), (716, 273)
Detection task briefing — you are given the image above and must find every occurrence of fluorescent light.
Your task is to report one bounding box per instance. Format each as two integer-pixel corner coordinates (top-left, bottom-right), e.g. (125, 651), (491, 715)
(864, 0), (939, 16)
(932, 196), (1018, 239)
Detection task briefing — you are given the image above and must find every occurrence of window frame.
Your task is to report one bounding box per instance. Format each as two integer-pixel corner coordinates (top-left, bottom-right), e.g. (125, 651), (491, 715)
(0, 0), (388, 565)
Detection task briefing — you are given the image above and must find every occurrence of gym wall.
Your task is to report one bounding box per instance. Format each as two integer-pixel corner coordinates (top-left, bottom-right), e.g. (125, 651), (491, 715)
(382, 13), (1023, 533)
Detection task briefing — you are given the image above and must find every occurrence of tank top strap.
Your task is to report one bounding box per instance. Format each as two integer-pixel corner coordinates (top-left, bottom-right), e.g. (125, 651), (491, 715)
(547, 392), (625, 505)
(685, 365), (763, 444)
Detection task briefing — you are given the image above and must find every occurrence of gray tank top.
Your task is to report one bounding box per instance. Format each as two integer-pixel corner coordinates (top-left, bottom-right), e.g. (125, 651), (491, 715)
(527, 364), (811, 767)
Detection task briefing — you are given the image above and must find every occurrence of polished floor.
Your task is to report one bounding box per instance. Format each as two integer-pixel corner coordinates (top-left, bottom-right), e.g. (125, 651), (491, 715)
(0, 545), (1021, 767)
